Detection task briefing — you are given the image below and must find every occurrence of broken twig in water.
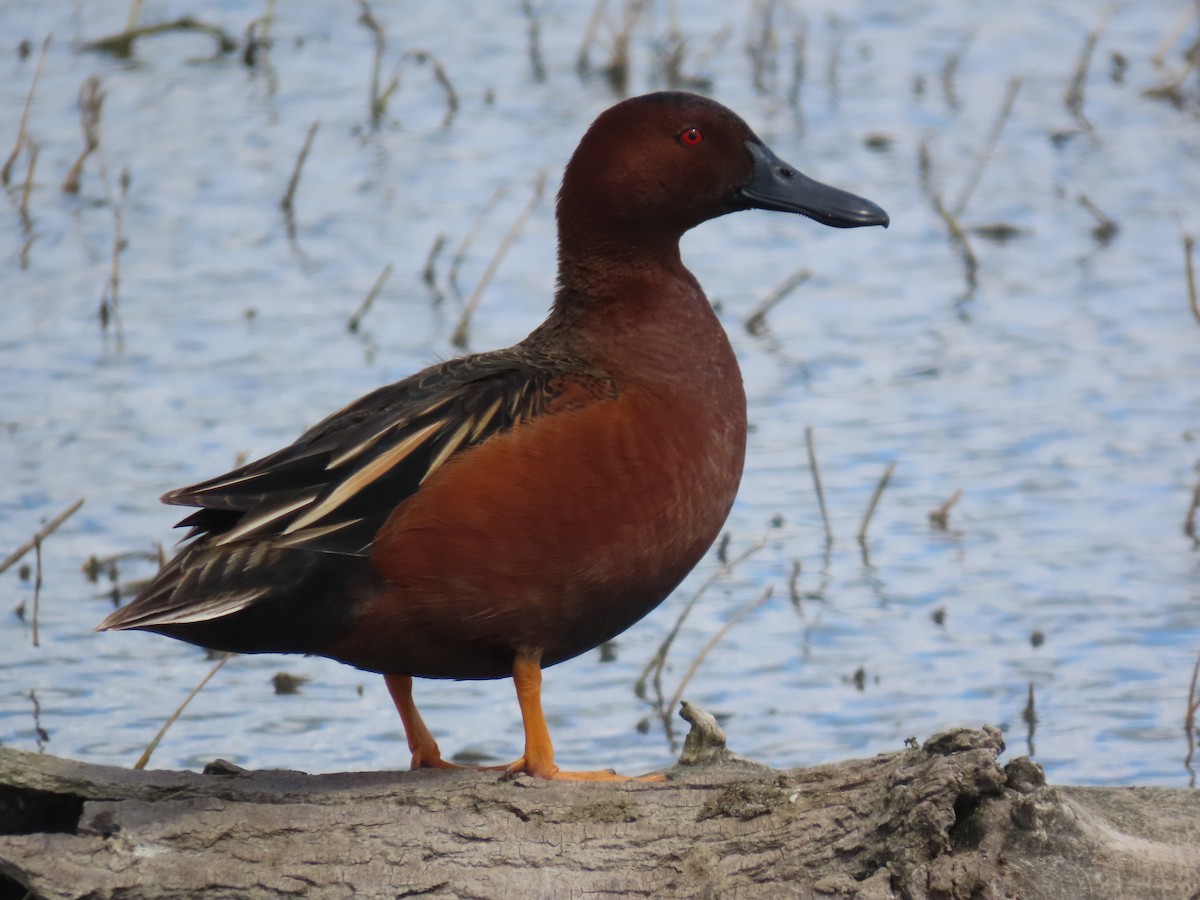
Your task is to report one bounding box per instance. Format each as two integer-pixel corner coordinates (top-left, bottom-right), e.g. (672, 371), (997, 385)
(952, 76), (1021, 217)
(348, 264), (395, 333)
(521, 0), (548, 82)
(2, 35), (50, 187)
(1064, 12), (1113, 131)
(62, 76), (105, 194)
(940, 35), (972, 111)
(1153, 4), (1196, 67)
(929, 488), (964, 530)
(84, 17), (238, 59)
(857, 461), (896, 544)
(0, 499), (85, 577)
(805, 426), (833, 544)
(575, 0), (608, 75)
(1185, 648), (1200, 787)
(667, 585), (774, 719)
(1079, 195), (1118, 245)
(97, 156), (129, 339)
(18, 141), (37, 237)
(1184, 477), (1200, 546)
(399, 50), (459, 128)
(1184, 232), (1199, 328)
(448, 184), (509, 297)
(919, 140), (979, 298)
(786, 19), (808, 125)
(243, 0), (276, 67)
(281, 120), (319, 233)
(134, 654), (232, 770)
(636, 534), (769, 708)
(787, 559), (803, 611)
(421, 233), (447, 302)
(357, 0), (387, 124)
(451, 171), (546, 349)
(745, 267), (811, 336)
(30, 540), (43, 647)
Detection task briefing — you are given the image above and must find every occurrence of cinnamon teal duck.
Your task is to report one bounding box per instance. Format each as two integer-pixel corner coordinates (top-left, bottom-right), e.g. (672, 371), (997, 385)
(99, 92), (888, 780)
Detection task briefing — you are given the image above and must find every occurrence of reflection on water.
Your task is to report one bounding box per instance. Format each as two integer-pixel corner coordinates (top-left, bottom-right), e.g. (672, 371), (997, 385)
(2, 0), (1199, 786)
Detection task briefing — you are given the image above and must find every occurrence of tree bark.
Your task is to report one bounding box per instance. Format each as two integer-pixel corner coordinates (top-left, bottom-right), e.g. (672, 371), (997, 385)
(1, 709), (1197, 899)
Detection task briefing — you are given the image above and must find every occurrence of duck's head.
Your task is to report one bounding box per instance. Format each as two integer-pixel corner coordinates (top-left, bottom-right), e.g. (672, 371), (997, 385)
(557, 91), (889, 255)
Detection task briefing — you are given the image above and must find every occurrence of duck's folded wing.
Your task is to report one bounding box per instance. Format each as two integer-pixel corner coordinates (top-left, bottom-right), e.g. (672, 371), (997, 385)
(163, 350), (614, 557)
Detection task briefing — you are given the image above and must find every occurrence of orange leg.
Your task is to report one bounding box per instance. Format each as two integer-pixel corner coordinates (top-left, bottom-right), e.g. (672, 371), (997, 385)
(383, 674), (458, 770)
(506, 649), (664, 782)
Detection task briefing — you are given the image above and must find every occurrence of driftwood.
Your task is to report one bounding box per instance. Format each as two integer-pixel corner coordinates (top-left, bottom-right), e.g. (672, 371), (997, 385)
(1, 708), (1198, 899)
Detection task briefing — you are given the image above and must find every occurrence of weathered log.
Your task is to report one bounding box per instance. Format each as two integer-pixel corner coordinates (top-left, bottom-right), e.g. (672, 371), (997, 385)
(1, 711), (1197, 899)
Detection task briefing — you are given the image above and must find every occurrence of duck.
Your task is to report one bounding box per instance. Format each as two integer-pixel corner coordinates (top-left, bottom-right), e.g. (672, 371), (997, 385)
(99, 91), (888, 780)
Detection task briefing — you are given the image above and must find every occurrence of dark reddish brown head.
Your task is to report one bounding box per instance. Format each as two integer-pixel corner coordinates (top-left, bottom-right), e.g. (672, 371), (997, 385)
(555, 92), (888, 259)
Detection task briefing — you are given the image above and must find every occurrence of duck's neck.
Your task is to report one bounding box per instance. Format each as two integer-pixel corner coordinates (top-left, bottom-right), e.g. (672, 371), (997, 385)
(537, 238), (739, 389)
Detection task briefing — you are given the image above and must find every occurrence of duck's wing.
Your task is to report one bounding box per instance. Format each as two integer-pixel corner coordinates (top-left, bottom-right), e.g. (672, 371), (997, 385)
(98, 348), (615, 636)
(161, 349), (616, 559)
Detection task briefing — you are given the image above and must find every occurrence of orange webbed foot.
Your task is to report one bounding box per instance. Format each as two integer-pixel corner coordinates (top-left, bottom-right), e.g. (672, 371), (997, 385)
(500, 756), (666, 782)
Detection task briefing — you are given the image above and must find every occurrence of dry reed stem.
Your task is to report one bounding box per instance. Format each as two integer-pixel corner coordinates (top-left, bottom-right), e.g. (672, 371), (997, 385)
(662, 23), (729, 93)
(1022, 682), (1037, 756)
(745, 267), (811, 336)
(522, 0), (548, 83)
(656, 26), (687, 90)
(280, 119), (319, 235)
(30, 541), (42, 648)
(97, 152), (128, 337)
(1153, 4), (1196, 66)
(787, 20), (808, 124)
(940, 37), (972, 111)
(1184, 232), (1199, 328)
(84, 17), (238, 58)
(1079, 194), (1118, 244)
(28, 691), (48, 752)
(421, 233), (447, 301)
(787, 559), (803, 611)
(448, 184), (509, 297)
(635, 535), (770, 706)
(1144, 57), (1198, 106)
(746, 0), (781, 97)
(134, 654), (232, 770)
(0, 499), (85, 577)
(398, 50), (459, 128)
(357, 0), (386, 123)
(825, 17), (844, 103)
(125, 0), (144, 32)
(62, 76), (105, 195)
(805, 426), (833, 545)
(2, 35), (50, 187)
(575, 0), (610, 75)
(929, 488), (963, 530)
(243, 0), (276, 67)
(451, 170), (546, 349)
(952, 76), (1021, 217)
(1185, 649), (1200, 787)
(1184, 477), (1200, 546)
(18, 141), (38, 235)
(605, 0), (648, 94)
(919, 140), (979, 296)
(1064, 10), (1113, 131)
(667, 585), (774, 718)
(348, 263), (395, 333)
(1064, 33), (1097, 128)
(574, 0), (647, 91)
(857, 460), (896, 544)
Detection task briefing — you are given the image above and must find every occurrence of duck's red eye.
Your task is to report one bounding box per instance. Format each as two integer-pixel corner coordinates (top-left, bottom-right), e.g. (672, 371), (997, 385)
(679, 127), (704, 146)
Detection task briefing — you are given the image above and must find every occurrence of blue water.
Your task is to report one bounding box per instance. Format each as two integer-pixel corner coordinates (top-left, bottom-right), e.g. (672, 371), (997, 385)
(2, 0), (1199, 787)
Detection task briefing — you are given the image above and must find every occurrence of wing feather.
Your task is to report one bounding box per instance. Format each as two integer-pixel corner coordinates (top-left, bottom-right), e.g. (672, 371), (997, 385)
(100, 347), (618, 633)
